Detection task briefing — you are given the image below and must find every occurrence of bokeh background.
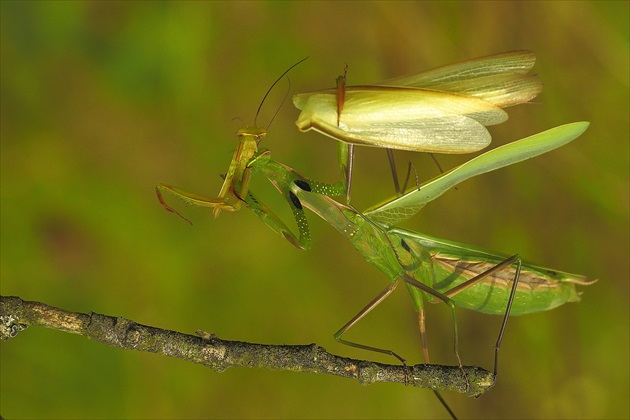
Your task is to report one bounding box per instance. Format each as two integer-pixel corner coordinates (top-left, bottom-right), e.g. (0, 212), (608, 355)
(1, 1), (628, 419)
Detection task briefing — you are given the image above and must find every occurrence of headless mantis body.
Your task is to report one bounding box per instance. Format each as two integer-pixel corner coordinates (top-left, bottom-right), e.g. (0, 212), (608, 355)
(158, 122), (593, 409)
(293, 50), (543, 201)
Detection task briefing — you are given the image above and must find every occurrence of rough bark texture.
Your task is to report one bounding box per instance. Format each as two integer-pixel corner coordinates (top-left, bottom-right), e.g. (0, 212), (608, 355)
(0, 295), (494, 397)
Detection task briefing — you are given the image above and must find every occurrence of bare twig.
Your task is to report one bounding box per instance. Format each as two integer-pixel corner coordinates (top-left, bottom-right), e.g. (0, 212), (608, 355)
(0, 295), (494, 397)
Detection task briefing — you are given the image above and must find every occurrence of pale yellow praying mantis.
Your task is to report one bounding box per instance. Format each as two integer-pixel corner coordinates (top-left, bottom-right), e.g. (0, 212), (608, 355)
(293, 50), (543, 201)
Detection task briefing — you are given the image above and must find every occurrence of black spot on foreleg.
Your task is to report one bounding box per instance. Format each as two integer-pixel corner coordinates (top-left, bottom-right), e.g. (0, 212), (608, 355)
(289, 192), (302, 209)
(294, 179), (312, 191)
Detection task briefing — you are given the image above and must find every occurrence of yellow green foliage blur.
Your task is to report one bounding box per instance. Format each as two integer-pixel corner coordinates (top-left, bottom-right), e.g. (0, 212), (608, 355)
(1, 1), (628, 418)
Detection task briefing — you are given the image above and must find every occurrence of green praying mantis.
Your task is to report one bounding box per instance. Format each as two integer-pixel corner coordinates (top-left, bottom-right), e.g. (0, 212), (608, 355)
(293, 50), (543, 201)
(239, 122), (593, 368)
(157, 120), (593, 383)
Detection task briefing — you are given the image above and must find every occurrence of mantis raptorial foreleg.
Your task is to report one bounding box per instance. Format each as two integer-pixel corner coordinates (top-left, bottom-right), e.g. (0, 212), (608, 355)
(156, 184), (239, 225)
(241, 151), (345, 250)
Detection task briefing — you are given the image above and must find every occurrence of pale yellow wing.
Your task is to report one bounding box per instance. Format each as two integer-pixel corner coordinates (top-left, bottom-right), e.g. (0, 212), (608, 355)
(294, 86), (507, 153)
(379, 50), (542, 107)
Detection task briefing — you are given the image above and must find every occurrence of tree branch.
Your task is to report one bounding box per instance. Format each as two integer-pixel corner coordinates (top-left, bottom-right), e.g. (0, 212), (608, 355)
(0, 295), (494, 397)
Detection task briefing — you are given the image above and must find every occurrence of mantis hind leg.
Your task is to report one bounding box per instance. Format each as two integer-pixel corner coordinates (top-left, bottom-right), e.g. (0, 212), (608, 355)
(333, 279), (407, 365)
(389, 150), (454, 195)
(386, 149), (403, 196)
(341, 145), (406, 201)
(416, 309), (459, 419)
(333, 277), (457, 419)
(440, 254), (523, 378)
(337, 142), (355, 203)
(407, 278), (462, 420)
(402, 273), (466, 380)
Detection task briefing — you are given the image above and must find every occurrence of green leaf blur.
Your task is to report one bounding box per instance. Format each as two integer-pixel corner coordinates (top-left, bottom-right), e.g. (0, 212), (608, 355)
(1, 1), (628, 419)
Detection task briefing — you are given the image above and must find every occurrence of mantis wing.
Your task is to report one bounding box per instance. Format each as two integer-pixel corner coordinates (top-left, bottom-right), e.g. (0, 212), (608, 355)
(364, 122), (590, 226)
(294, 51), (541, 152)
(379, 50), (542, 108)
(294, 87), (506, 153)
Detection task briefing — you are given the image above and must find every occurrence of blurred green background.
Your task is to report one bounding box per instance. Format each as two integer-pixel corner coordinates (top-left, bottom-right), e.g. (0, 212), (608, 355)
(1, 1), (628, 419)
